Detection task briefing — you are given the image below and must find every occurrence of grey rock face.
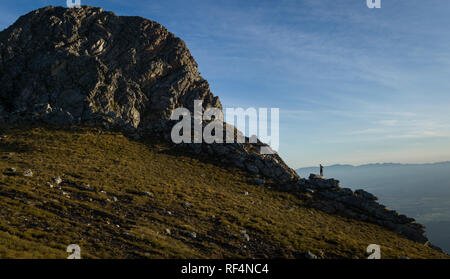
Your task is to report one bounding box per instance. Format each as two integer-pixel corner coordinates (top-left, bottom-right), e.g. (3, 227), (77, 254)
(0, 6), (221, 130)
(308, 174), (340, 189)
(245, 163), (259, 174)
(355, 189), (377, 201)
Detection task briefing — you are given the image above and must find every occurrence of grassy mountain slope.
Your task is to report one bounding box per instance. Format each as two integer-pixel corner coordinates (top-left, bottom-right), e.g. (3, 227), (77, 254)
(0, 123), (447, 259)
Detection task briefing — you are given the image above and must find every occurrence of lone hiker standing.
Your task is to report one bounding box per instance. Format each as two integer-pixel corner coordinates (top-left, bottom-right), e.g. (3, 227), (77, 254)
(320, 164), (324, 177)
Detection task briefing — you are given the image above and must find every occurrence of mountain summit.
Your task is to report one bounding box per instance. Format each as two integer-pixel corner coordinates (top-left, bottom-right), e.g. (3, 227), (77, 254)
(0, 6), (220, 128)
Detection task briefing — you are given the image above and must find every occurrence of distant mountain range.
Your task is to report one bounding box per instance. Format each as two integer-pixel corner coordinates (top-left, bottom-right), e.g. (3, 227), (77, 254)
(297, 161), (450, 173)
(297, 161), (450, 253)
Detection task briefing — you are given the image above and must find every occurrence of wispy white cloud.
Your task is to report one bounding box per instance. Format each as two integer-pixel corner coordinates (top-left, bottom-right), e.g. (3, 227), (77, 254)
(342, 115), (450, 142)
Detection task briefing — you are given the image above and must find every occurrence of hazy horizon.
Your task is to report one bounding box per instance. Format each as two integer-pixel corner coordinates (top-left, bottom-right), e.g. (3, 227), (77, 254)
(296, 160), (450, 169)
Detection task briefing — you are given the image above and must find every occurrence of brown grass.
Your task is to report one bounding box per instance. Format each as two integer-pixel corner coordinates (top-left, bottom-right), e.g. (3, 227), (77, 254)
(0, 123), (447, 259)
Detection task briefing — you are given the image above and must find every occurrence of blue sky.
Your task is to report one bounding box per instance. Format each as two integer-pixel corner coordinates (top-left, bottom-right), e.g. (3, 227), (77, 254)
(1, 0), (450, 168)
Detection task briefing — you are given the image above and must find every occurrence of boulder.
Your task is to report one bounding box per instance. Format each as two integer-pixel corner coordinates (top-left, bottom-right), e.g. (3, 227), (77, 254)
(189, 232), (197, 239)
(304, 251), (318, 259)
(23, 169), (33, 177)
(309, 174), (324, 180)
(308, 174), (340, 189)
(53, 176), (63, 185)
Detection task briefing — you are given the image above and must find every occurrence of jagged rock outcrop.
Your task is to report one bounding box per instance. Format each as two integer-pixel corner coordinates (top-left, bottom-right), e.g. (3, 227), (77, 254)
(0, 6), (220, 128)
(281, 174), (430, 244)
(0, 6), (438, 248)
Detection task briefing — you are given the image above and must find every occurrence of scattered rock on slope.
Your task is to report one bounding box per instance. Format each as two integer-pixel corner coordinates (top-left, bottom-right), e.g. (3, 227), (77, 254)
(23, 169), (33, 177)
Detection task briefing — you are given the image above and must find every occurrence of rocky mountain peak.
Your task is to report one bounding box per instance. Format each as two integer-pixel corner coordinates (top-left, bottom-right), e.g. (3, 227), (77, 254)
(0, 5), (221, 129)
